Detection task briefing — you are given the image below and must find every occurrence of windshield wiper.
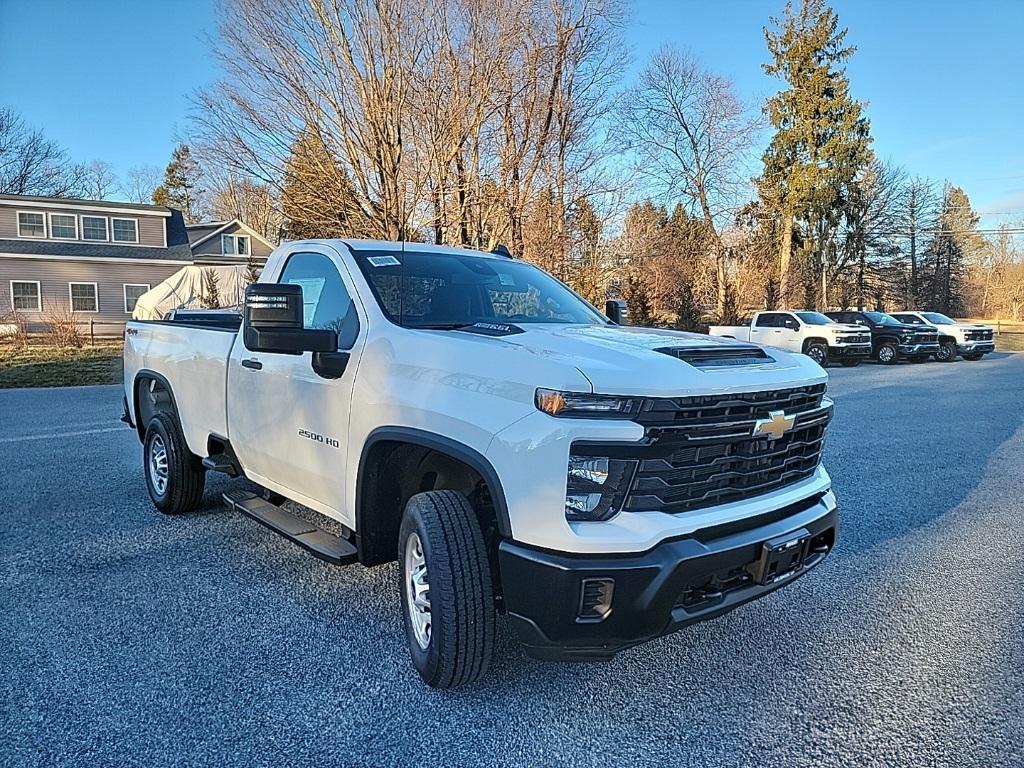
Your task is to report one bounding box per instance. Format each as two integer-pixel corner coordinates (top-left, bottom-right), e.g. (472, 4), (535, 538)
(407, 322), (476, 330)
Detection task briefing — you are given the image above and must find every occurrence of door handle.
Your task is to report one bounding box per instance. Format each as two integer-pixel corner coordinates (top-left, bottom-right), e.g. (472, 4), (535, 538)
(241, 358), (263, 370)
(312, 351), (350, 379)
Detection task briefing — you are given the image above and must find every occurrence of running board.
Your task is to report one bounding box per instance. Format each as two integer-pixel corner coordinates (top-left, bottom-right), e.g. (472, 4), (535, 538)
(223, 490), (358, 566)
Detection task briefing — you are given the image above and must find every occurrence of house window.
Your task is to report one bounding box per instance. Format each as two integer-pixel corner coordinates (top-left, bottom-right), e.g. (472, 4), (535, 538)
(17, 212), (46, 238)
(11, 280), (41, 311)
(69, 282), (98, 312)
(221, 234), (250, 256)
(111, 217), (139, 243)
(124, 283), (150, 313)
(49, 213), (78, 239)
(82, 216), (109, 241)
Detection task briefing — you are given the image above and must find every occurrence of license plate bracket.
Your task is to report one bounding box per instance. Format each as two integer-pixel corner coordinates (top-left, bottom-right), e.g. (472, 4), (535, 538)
(748, 528), (811, 585)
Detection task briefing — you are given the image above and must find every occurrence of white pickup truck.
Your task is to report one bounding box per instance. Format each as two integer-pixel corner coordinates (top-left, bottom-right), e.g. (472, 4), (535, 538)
(889, 311), (995, 362)
(709, 311), (872, 367)
(122, 239), (838, 688)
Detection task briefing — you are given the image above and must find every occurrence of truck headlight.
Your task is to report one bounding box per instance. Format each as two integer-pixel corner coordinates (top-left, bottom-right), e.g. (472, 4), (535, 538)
(565, 454), (637, 522)
(536, 389), (638, 418)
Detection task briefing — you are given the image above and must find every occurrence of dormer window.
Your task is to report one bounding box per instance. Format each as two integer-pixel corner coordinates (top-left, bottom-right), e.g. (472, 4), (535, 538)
(221, 234), (250, 256)
(49, 213), (78, 239)
(17, 211), (46, 238)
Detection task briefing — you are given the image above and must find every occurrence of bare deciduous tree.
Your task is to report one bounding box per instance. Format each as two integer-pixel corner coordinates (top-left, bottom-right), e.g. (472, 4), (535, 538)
(78, 159), (119, 200)
(123, 164), (163, 204)
(0, 107), (84, 197)
(617, 47), (760, 321)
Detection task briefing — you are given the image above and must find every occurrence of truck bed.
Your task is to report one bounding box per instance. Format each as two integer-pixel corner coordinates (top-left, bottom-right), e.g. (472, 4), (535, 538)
(123, 318), (238, 456)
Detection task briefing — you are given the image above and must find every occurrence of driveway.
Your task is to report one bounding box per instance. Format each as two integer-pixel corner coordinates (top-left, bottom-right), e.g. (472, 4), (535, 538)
(2, 355), (1023, 767)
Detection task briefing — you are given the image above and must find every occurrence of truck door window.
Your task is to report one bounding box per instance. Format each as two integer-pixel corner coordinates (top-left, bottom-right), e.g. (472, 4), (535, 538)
(780, 314), (799, 329)
(279, 252), (360, 348)
(755, 313), (781, 328)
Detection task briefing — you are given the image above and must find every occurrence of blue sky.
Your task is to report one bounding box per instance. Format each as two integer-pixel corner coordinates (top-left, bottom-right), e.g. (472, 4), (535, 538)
(2, 0), (1023, 225)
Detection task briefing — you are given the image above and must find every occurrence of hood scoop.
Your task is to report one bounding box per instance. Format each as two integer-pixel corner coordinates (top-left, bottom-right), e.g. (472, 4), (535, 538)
(655, 345), (772, 368)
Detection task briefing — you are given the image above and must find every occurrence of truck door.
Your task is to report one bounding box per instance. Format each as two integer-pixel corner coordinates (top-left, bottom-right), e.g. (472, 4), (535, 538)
(750, 312), (801, 352)
(227, 246), (364, 521)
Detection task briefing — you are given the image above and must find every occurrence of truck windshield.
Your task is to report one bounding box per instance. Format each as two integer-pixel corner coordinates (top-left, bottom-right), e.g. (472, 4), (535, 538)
(864, 311), (901, 326)
(352, 249), (609, 328)
(795, 312), (834, 325)
(922, 312), (955, 325)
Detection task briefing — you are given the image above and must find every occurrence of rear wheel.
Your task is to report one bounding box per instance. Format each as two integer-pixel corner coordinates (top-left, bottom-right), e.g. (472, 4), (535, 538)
(144, 412), (206, 514)
(935, 340), (957, 362)
(876, 343), (898, 365)
(840, 358), (862, 367)
(398, 490), (495, 688)
(805, 342), (829, 367)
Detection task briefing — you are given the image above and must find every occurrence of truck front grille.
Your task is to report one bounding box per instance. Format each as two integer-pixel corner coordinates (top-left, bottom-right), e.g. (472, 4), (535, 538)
(913, 332), (938, 343)
(966, 329), (993, 341)
(621, 385), (831, 515)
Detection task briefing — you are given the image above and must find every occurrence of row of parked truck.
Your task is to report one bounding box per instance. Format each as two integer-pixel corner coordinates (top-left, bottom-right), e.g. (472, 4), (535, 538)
(709, 309), (995, 367)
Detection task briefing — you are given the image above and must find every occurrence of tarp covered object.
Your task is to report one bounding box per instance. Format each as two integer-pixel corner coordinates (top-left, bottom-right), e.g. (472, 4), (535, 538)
(132, 266), (250, 320)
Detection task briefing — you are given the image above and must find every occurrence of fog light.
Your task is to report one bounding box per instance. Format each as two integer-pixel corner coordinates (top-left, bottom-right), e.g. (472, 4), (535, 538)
(578, 578), (614, 621)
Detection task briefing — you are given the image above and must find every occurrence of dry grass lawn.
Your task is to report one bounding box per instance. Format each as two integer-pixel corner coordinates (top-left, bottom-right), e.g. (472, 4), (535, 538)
(0, 343), (123, 388)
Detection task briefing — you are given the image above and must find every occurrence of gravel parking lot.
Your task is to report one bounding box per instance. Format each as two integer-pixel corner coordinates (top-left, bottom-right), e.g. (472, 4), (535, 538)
(3, 354), (1023, 768)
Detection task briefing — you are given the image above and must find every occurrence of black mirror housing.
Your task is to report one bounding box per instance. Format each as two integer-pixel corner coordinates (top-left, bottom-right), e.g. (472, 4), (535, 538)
(243, 283), (338, 354)
(606, 299), (629, 325)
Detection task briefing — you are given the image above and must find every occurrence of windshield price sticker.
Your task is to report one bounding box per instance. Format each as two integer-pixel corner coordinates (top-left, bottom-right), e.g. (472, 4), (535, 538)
(368, 255), (401, 267)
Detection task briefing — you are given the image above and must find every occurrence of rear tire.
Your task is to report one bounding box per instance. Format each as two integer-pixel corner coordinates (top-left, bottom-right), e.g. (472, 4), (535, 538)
(935, 340), (957, 362)
(805, 342), (829, 367)
(144, 412), (206, 514)
(876, 342), (898, 365)
(398, 490), (495, 688)
(840, 358), (862, 367)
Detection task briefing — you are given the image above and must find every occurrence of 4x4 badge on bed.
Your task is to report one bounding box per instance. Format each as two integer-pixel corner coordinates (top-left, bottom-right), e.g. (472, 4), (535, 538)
(753, 410), (796, 440)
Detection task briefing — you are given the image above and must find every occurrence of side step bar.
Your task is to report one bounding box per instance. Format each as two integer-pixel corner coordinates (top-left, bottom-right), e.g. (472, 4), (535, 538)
(223, 490), (358, 566)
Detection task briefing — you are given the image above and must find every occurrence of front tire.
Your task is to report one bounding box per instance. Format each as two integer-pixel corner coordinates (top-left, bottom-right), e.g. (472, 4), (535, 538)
(144, 412), (206, 514)
(935, 340), (957, 362)
(398, 490), (495, 688)
(805, 342), (829, 367)
(876, 342), (898, 365)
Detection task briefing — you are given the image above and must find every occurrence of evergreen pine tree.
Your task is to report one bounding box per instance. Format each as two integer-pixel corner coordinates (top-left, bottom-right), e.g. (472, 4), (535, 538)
(152, 145), (206, 222)
(201, 268), (222, 309)
(759, 0), (873, 307)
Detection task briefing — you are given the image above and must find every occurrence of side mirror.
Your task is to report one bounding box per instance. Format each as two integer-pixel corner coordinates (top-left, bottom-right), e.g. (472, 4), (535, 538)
(243, 283), (337, 354)
(605, 299), (629, 325)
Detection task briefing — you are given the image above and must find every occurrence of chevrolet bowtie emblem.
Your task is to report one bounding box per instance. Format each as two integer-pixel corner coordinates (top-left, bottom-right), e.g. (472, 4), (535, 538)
(753, 410), (796, 439)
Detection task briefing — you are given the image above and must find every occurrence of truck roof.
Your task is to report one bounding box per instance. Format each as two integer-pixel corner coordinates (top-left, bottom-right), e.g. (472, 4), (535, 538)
(290, 238), (511, 260)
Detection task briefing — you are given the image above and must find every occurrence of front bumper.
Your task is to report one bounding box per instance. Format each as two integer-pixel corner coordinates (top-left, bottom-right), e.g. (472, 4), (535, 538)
(498, 491), (838, 661)
(957, 341), (995, 354)
(897, 342), (940, 356)
(830, 344), (871, 358)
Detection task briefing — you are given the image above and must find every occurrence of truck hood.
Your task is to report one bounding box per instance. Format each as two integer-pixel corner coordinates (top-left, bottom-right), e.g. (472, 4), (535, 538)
(453, 323), (826, 397)
(828, 323), (869, 333)
(953, 322), (992, 330)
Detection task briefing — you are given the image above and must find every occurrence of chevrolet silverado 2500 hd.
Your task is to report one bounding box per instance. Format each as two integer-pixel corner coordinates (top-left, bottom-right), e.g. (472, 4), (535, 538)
(889, 311), (995, 362)
(825, 310), (940, 364)
(122, 239), (838, 688)
(709, 310), (872, 367)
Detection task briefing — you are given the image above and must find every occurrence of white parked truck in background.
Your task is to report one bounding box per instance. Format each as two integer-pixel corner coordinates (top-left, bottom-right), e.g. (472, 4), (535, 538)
(122, 239), (838, 688)
(708, 311), (872, 367)
(889, 311), (995, 362)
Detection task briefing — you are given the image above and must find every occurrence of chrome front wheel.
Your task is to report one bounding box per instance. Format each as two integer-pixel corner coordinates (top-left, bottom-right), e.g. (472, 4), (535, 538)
(404, 532), (431, 650)
(148, 433), (169, 496)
